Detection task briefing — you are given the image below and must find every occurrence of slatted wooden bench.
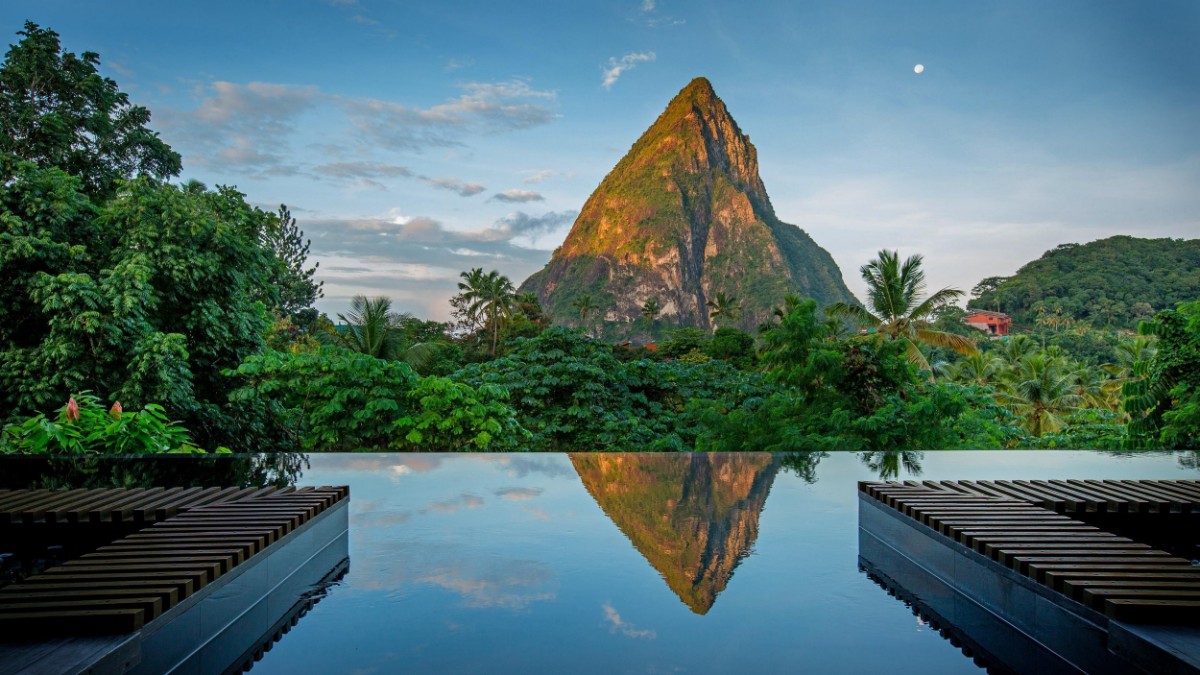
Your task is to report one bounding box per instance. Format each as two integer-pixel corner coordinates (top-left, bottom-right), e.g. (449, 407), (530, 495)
(859, 480), (1200, 624)
(0, 485), (348, 636)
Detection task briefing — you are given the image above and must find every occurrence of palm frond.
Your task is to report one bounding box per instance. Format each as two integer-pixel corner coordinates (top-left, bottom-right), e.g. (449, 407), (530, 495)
(914, 328), (979, 356)
(826, 302), (881, 330)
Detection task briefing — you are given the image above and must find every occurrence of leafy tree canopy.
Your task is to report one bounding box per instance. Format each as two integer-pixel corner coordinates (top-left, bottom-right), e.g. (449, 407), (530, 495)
(0, 160), (278, 446)
(969, 236), (1200, 329)
(0, 21), (181, 194)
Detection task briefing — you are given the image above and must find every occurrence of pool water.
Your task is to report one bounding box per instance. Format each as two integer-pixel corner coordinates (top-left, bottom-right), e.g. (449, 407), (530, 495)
(236, 451), (1196, 674)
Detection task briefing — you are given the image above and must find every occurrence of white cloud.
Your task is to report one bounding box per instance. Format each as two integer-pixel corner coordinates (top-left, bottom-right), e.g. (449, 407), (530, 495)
(602, 52), (656, 90)
(495, 487), (544, 501)
(641, 0), (656, 11)
(775, 157), (1200, 306)
(314, 161), (414, 190)
(492, 189), (545, 203)
(521, 169), (557, 184)
(162, 79), (557, 174)
(422, 493), (485, 514)
(158, 81), (319, 173)
(603, 603), (656, 639)
(493, 210), (577, 243)
(306, 213), (556, 319)
(340, 79), (557, 151)
(423, 176), (487, 196)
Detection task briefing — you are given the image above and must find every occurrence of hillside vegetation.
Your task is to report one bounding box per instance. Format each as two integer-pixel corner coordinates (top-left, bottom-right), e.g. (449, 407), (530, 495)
(970, 236), (1200, 329)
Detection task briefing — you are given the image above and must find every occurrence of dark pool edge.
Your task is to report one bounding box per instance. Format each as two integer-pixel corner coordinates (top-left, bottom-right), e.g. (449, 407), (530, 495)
(0, 495), (350, 675)
(858, 492), (1200, 675)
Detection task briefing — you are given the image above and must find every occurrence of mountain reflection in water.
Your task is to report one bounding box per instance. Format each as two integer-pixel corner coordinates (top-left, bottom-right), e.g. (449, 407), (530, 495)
(570, 453), (779, 614)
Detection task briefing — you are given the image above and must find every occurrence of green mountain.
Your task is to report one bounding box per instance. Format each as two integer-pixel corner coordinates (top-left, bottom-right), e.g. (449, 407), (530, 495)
(519, 77), (854, 333)
(969, 236), (1200, 329)
(570, 452), (780, 614)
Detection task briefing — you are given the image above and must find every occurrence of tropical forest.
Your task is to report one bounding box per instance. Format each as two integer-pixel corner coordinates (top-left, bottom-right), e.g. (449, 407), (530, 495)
(2, 22), (1198, 457)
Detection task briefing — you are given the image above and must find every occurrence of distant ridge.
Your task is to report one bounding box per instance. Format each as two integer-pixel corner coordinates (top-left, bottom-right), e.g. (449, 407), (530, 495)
(520, 77), (854, 332)
(969, 235), (1200, 329)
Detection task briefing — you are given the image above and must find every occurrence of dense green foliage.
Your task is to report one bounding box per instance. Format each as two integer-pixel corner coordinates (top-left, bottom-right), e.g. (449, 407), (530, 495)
(0, 22), (180, 195)
(695, 299), (1016, 451)
(0, 161), (280, 445)
(228, 347), (525, 451)
(1, 393), (214, 454)
(454, 328), (769, 450)
(828, 250), (977, 371)
(1125, 301), (1200, 448)
(263, 205), (322, 321)
(4, 25), (1197, 455)
(969, 236), (1200, 329)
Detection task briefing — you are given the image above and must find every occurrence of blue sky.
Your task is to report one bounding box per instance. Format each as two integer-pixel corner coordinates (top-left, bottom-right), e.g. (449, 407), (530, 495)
(5, 1), (1198, 319)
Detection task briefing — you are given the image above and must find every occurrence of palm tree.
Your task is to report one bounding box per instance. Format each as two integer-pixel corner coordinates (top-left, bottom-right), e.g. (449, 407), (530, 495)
(996, 334), (1037, 366)
(706, 292), (741, 330)
(827, 250), (977, 373)
(573, 294), (596, 333)
(1102, 335), (1157, 414)
(457, 268), (516, 355)
(326, 295), (440, 368)
(328, 295), (405, 359)
(641, 297), (661, 323)
(639, 297), (662, 336)
(946, 351), (1002, 387)
(995, 352), (1081, 436)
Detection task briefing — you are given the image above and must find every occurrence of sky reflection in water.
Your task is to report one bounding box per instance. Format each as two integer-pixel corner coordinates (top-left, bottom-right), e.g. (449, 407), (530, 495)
(252, 451), (1196, 674)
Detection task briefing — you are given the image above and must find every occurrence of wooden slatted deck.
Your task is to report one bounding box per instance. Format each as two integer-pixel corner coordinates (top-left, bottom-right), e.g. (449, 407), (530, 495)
(0, 486), (348, 635)
(859, 480), (1200, 624)
(0, 485), (297, 525)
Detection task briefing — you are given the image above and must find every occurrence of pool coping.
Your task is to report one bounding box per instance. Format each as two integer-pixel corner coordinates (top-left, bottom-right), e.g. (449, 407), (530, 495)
(858, 480), (1200, 674)
(0, 486), (350, 674)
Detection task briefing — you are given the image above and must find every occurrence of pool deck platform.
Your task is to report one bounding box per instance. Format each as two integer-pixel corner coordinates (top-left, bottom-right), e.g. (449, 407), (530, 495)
(859, 479), (1200, 675)
(0, 485), (350, 674)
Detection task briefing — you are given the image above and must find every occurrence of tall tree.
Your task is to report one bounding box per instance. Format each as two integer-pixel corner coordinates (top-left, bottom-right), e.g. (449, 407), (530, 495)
(0, 22), (181, 194)
(457, 268), (516, 355)
(328, 296), (405, 360)
(0, 167), (277, 445)
(1124, 302), (1200, 448)
(324, 295), (438, 368)
(262, 205), (323, 320)
(641, 297), (661, 323)
(827, 250), (977, 373)
(706, 292), (741, 330)
(995, 353), (1081, 436)
(573, 294), (595, 332)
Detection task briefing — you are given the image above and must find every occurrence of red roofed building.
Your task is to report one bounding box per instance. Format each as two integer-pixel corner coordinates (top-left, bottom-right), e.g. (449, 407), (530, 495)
(963, 309), (1012, 337)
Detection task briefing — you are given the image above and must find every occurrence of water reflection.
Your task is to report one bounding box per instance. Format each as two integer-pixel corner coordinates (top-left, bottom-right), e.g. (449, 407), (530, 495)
(778, 451), (828, 483)
(570, 453), (779, 614)
(0, 453), (308, 489)
(859, 451), (924, 480)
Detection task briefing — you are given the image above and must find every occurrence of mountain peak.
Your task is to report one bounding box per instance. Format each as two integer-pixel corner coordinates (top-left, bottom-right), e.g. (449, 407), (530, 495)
(671, 76), (718, 106)
(631, 76), (764, 208)
(519, 78), (854, 334)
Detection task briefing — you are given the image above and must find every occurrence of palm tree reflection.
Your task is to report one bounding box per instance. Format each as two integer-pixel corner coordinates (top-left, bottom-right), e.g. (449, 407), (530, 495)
(859, 451), (924, 480)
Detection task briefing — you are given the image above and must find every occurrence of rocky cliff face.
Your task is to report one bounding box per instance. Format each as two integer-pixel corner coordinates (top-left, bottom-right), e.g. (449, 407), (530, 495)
(570, 453), (780, 614)
(520, 77), (854, 332)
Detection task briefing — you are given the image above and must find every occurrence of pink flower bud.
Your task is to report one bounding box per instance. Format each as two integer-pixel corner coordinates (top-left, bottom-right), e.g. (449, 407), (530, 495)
(66, 397), (80, 423)
(110, 401), (123, 419)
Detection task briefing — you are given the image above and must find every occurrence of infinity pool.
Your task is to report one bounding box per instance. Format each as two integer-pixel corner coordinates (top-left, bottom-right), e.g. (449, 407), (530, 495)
(2, 451), (1195, 673)
(271, 451), (1196, 674)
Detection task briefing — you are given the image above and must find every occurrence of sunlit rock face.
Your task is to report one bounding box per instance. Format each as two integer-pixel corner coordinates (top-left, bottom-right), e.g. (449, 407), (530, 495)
(520, 77), (854, 334)
(570, 452), (780, 614)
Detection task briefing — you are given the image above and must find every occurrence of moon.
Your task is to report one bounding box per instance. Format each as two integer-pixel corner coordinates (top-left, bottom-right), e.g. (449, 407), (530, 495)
(914, 64), (925, 74)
